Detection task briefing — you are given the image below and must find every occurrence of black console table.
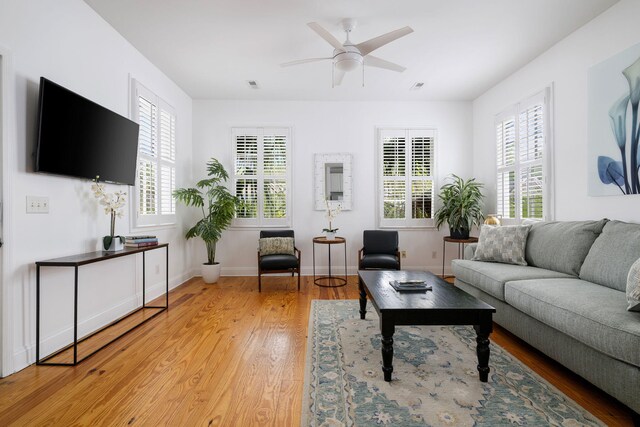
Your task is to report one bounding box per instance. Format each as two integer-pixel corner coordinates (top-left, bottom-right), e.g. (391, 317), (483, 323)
(35, 243), (169, 366)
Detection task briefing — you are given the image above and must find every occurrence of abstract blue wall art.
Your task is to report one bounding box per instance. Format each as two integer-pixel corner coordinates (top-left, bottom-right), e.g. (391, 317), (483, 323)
(588, 43), (640, 196)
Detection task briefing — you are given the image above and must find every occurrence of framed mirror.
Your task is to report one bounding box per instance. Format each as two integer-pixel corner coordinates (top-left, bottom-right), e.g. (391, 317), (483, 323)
(314, 153), (352, 210)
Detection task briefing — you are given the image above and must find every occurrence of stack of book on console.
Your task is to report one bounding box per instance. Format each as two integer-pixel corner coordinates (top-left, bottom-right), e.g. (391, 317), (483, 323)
(124, 235), (158, 248)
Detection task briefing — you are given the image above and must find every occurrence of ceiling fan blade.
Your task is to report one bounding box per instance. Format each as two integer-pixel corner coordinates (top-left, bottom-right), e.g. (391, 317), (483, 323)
(333, 69), (346, 86)
(364, 55), (406, 72)
(356, 26), (414, 56)
(307, 22), (344, 51)
(280, 57), (332, 67)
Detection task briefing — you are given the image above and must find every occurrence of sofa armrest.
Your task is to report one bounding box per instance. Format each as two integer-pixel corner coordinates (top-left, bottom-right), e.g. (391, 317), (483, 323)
(464, 243), (478, 260)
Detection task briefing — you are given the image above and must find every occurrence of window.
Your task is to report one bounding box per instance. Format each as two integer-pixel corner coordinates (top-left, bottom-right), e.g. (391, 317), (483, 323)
(495, 88), (552, 222)
(232, 127), (291, 227)
(131, 80), (176, 227)
(377, 128), (435, 228)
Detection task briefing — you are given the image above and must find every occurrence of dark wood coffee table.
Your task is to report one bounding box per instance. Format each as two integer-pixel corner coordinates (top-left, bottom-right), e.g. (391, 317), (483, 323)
(358, 270), (496, 382)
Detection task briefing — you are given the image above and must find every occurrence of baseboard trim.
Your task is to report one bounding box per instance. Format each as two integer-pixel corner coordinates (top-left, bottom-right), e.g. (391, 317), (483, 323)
(220, 265), (450, 276)
(11, 271), (191, 374)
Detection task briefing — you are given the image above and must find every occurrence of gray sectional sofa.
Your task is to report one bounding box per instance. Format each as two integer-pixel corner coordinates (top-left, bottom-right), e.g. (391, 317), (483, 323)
(452, 219), (640, 416)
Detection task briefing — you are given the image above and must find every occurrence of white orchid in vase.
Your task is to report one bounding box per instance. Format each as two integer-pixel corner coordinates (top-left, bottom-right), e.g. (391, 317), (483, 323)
(323, 200), (342, 238)
(91, 176), (127, 250)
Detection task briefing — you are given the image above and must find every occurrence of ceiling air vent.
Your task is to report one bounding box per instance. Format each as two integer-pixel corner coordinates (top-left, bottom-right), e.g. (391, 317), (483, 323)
(410, 82), (425, 91)
(247, 80), (259, 89)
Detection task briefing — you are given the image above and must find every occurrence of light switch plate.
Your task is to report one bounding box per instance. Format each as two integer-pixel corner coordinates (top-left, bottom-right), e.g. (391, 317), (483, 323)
(26, 196), (49, 214)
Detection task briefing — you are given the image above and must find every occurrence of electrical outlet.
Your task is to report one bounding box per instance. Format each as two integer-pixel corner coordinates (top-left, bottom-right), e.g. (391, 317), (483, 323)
(155, 265), (160, 274)
(432, 251), (437, 259)
(401, 250), (407, 258)
(26, 196), (49, 214)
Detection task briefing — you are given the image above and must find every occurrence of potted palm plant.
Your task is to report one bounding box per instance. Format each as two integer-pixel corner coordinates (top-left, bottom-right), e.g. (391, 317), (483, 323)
(434, 174), (485, 239)
(174, 158), (239, 283)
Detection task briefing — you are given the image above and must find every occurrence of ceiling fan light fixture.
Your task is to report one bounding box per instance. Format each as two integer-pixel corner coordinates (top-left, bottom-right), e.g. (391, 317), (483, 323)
(333, 50), (363, 72)
(335, 58), (360, 71)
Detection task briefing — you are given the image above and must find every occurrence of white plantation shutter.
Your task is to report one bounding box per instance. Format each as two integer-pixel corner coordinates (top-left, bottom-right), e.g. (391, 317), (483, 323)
(138, 160), (157, 215)
(496, 170), (515, 219)
(131, 80), (177, 227)
(496, 114), (516, 219)
(232, 127), (291, 227)
(410, 135), (434, 220)
(262, 133), (288, 220)
(495, 88), (551, 222)
(159, 106), (176, 215)
(137, 95), (157, 215)
(378, 128), (435, 228)
(518, 101), (544, 219)
(382, 136), (406, 220)
(234, 133), (259, 219)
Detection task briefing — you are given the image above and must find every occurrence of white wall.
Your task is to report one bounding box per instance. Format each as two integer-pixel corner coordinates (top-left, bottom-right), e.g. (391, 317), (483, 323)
(473, 0), (640, 222)
(193, 100), (473, 276)
(0, 0), (194, 374)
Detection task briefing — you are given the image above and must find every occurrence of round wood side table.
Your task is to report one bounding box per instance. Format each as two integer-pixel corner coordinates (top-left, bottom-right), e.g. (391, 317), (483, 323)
(312, 236), (347, 287)
(442, 236), (479, 278)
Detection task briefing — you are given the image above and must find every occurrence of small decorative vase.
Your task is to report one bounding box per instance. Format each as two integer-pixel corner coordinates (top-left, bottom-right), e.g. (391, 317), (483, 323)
(484, 214), (501, 226)
(103, 236), (124, 252)
(325, 231), (336, 240)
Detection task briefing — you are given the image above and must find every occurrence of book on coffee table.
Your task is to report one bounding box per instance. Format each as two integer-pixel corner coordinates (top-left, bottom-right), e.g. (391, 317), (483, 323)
(389, 280), (432, 292)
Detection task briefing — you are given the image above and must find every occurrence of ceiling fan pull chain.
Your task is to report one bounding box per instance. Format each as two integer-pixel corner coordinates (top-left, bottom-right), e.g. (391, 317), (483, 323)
(332, 64), (335, 88)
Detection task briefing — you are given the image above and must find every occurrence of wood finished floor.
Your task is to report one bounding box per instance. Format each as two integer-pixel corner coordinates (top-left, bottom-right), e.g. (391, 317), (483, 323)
(0, 275), (634, 426)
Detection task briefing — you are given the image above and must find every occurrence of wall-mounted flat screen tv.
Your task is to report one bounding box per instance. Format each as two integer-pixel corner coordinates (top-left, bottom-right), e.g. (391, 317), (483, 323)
(35, 77), (139, 185)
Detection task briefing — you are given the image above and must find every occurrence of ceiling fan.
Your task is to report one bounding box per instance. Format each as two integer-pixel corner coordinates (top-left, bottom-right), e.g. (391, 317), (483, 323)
(281, 18), (414, 87)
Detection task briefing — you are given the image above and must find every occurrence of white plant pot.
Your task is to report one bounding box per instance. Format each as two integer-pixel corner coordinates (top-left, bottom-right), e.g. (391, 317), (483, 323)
(104, 236), (124, 252)
(202, 263), (221, 284)
(325, 231), (336, 240)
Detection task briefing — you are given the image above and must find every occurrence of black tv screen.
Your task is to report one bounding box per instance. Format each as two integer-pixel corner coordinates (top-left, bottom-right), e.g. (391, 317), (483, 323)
(35, 77), (140, 185)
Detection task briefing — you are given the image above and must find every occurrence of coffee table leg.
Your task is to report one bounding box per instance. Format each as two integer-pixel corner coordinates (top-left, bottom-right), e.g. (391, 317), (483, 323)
(381, 321), (395, 382)
(359, 278), (367, 319)
(474, 321), (492, 382)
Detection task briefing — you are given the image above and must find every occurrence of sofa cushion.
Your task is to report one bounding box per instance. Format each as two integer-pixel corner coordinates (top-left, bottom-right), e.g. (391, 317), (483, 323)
(504, 278), (640, 367)
(452, 259), (573, 301)
(259, 237), (294, 256)
(472, 225), (531, 265)
(360, 254), (400, 270)
(627, 258), (640, 311)
(580, 220), (640, 292)
(259, 254), (298, 270)
(525, 219), (607, 276)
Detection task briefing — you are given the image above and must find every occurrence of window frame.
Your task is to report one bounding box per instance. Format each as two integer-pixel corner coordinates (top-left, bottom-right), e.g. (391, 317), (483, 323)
(495, 87), (554, 224)
(231, 126), (292, 229)
(129, 79), (177, 229)
(376, 127), (437, 229)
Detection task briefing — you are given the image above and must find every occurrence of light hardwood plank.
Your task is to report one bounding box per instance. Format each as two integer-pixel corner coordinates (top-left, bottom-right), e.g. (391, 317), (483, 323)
(0, 275), (634, 426)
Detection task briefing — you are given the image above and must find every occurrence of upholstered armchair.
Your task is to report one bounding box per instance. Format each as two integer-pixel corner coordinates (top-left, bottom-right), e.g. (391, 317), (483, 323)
(257, 230), (301, 292)
(358, 230), (401, 270)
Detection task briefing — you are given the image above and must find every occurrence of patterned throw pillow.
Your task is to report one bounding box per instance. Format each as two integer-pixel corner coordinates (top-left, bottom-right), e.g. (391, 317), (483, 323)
(472, 225), (531, 266)
(259, 237), (294, 256)
(626, 258), (640, 312)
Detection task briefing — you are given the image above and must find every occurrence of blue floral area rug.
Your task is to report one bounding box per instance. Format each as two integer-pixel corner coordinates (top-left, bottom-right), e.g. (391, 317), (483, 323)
(301, 300), (604, 427)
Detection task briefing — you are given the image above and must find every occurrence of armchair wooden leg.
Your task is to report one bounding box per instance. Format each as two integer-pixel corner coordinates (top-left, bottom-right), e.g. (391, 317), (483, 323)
(258, 272), (262, 292)
(297, 269), (300, 291)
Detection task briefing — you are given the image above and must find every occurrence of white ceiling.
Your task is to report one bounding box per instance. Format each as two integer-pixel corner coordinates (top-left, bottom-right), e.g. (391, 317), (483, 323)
(84, 0), (618, 101)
